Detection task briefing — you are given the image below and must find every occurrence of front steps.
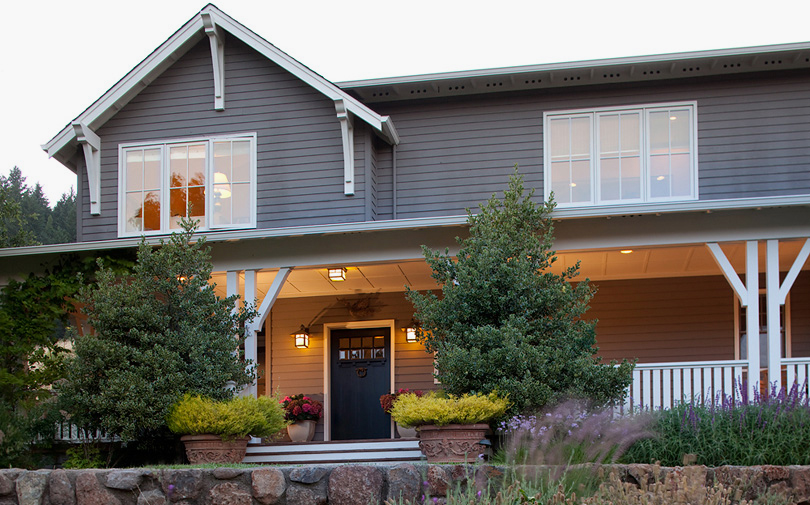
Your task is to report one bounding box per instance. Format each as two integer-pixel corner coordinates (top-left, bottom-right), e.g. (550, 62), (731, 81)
(244, 438), (423, 464)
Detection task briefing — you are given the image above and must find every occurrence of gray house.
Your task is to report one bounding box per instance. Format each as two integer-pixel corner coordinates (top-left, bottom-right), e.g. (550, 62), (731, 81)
(5, 5), (810, 462)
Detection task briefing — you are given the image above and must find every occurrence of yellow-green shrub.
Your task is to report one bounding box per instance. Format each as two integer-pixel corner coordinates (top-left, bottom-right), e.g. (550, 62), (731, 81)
(390, 392), (509, 428)
(166, 394), (287, 439)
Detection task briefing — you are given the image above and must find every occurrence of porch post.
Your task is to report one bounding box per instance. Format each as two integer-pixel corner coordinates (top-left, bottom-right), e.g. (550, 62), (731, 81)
(225, 271), (240, 394)
(744, 241), (760, 396)
(707, 241), (759, 397)
(766, 241), (781, 388)
(767, 239), (810, 388)
(244, 270), (258, 398)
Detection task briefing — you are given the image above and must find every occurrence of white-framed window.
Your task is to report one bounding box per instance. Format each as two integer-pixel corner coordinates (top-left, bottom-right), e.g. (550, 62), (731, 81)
(118, 133), (257, 236)
(543, 102), (698, 207)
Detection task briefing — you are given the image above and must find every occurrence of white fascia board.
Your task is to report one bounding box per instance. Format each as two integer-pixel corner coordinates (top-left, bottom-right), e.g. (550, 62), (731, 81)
(198, 6), (397, 144)
(42, 16), (206, 158)
(42, 6), (398, 163)
(2, 193), (809, 259)
(337, 41), (810, 88)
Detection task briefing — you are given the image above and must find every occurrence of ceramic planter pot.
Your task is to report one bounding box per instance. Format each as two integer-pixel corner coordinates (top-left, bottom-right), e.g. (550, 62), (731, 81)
(287, 420), (316, 442)
(417, 424), (490, 463)
(180, 434), (249, 464)
(395, 423), (418, 439)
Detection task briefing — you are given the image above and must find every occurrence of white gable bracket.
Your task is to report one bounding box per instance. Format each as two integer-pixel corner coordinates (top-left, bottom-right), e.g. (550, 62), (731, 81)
(71, 122), (101, 215)
(248, 267), (293, 334)
(776, 238), (810, 304)
(201, 12), (225, 110)
(335, 99), (355, 195)
(707, 242), (747, 303)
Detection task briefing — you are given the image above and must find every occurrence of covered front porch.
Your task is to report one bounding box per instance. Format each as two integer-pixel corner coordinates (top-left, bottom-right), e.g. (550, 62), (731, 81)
(203, 208), (810, 462)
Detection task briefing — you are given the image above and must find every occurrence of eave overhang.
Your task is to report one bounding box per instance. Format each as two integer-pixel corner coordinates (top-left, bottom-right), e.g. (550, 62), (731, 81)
(41, 4), (399, 172)
(338, 41), (810, 103)
(1, 194), (809, 259)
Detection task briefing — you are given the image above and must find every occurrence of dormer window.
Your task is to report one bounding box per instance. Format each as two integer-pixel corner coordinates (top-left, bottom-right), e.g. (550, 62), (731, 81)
(118, 134), (256, 236)
(543, 102), (697, 207)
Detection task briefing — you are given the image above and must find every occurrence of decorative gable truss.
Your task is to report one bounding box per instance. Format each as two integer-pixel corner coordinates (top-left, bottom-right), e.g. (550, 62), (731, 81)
(42, 5), (400, 213)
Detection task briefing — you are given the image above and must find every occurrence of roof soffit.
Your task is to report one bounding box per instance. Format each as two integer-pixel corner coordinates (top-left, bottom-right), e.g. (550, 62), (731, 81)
(42, 4), (397, 166)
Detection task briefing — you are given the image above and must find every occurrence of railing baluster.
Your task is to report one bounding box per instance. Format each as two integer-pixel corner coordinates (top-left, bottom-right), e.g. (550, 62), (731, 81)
(663, 368), (672, 409)
(652, 368), (662, 410)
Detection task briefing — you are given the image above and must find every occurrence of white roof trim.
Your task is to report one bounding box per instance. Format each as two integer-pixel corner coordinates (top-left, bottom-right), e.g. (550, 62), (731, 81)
(42, 5), (397, 162)
(2, 194), (809, 258)
(337, 41), (810, 88)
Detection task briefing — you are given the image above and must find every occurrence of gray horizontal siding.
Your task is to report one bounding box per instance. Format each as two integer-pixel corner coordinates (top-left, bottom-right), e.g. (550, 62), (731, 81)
(374, 69), (810, 219)
(83, 34), (362, 242)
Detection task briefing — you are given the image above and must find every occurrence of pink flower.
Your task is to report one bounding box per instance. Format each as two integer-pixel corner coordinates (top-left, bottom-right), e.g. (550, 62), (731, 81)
(302, 403), (312, 413)
(293, 406), (302, 416)
(303, 396), (311, 401)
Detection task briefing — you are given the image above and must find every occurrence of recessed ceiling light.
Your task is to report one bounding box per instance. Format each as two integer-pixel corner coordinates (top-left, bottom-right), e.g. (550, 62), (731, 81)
(328, 267), (347, 281)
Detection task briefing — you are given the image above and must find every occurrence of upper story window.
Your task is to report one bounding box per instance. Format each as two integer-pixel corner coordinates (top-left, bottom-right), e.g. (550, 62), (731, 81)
(543, 102), (697, 207)
(118, 134), (256, 236)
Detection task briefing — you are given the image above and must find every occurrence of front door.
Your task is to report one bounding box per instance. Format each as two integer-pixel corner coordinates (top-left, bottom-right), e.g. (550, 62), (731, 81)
(330, 328), (391, 440)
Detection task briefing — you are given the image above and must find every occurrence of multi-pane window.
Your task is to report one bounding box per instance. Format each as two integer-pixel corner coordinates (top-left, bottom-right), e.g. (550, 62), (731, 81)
(119, 134), (256, 236)
(544, 103), (697, 207)
(338, 335), (386, 362)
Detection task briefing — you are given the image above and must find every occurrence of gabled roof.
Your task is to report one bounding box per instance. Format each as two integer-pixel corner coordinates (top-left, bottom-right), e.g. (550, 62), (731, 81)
(42, 4), (399, 169)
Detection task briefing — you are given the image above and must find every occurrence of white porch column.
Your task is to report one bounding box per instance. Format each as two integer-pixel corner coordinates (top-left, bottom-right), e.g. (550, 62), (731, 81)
(767, 239), (810, 388)
(244, 270), (259, 398)
(707, 241), (759, 397)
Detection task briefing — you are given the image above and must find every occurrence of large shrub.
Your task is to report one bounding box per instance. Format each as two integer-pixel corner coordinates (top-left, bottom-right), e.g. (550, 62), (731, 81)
(407, 170), (633, 414)
(623, 382), (810, 466)
(58, 221), (256, 444)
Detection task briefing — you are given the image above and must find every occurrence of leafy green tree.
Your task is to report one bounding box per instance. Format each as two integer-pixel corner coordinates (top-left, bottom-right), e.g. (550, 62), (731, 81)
(407, 170), (633, 414)
(58, 221), (257, 444)
(0, 253), (131, 467)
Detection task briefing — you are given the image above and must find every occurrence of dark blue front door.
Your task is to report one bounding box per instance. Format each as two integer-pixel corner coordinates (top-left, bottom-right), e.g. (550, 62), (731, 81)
(330, 328), (390, 440)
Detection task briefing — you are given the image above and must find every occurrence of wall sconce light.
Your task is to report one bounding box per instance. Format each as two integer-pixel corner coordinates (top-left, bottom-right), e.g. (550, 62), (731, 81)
(292, 325), (310, 349)
(328, 267), (347, 282)
(405, 327), (418, 343)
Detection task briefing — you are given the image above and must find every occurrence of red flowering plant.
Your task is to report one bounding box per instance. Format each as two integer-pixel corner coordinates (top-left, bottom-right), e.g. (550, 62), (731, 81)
(280, 394), (323, 422)
(380, 388), (424, 414)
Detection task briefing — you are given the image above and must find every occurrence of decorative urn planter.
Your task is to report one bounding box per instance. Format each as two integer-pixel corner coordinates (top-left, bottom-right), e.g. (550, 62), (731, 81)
(287, 420), (316, 442)
(180, 434), (249, 464)
(417, 424), (490, 463)
(395, 423), (418, 439)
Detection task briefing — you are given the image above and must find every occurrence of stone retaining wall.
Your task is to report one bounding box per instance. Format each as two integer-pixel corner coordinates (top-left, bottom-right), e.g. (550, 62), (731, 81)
(2, 463), (810, 505)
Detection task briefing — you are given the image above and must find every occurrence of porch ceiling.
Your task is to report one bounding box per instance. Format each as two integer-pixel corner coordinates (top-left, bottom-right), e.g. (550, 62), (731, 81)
(211, 239), (808, 302)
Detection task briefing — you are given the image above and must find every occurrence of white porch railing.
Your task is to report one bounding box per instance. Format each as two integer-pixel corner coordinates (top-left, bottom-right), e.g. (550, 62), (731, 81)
(783, 358), (810, 392)
(52, 423), (119, 443)
(623, 360), (747, 413)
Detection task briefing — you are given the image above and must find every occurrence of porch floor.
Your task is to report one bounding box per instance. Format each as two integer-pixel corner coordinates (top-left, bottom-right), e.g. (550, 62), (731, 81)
(244, 438), (423, 465)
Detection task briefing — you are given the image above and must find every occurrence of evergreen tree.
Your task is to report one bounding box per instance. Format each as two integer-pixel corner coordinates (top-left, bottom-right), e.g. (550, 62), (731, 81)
(407, 170), (634, 414)
(58, 221), (256, 443)
(43, 188), (77, 244)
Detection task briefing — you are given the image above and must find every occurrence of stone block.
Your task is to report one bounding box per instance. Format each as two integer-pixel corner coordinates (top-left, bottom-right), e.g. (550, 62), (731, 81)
(161, 470), (204, 502)
(386, 463), (420, 503)
(16, 471), (48, 505)
(251, 468), (286, 505)
(287, 484), (328, 505)
(76, 472), (121, 505)
(328, 466), (383, 505)
(289, 467), (328, 484)
(137, 489), (167, 505)
(49, 469), (76, 505)
(209, 482), (251, 505)
(105, 470), (143, 490)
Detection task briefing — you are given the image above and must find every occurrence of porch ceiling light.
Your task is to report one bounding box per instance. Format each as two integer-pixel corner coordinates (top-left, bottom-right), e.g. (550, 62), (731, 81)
(620, 249), (633, 254)
(328, 267), (347, 282)
(292, 325), (310, 349)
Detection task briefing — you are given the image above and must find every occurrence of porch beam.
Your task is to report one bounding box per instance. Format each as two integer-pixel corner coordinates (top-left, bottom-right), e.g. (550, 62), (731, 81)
(778, 238), (810, 304)
(251, 267), (293, 334)
(707, 241), (759, 396)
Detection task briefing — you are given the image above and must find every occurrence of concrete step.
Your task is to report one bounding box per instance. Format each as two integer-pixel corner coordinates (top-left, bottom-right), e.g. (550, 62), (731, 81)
(245, 438), (424, 464)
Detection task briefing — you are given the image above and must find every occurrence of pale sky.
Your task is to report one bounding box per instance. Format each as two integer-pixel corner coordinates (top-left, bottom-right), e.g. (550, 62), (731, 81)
(3, 0), (808, 205)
